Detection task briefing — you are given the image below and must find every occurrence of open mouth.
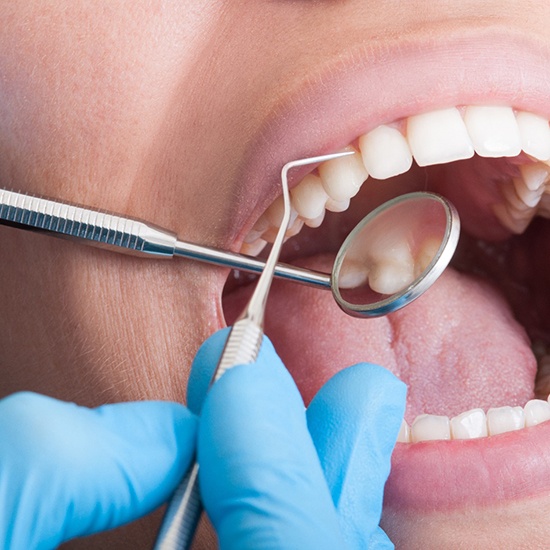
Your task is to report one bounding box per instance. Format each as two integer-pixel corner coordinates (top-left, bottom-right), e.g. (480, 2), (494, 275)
(222, 100), (550, 541)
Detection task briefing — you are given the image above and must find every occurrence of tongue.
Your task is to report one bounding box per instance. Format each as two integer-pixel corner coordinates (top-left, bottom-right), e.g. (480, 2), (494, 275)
(224, 255), (537, 422)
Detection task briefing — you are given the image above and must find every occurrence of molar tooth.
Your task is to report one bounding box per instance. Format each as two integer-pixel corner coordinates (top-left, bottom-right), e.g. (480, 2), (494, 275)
(524, 399), (550, 427)
(493, 203), (532, 234)
(414, 236), (441, 278)
(487, 406), (525, 436)
(397, 419), (411, 443)
(411, 414), (451, 443)
(516, 111), (550, 161)
(406, 107), (474, 167)
(501, 181), (532, 212)
(318, 147), (368, 202)
(366, 241), (415, 294)
(359, 125), (412, 179)
(325, 197), (350, 213)
(338, 258), (369, 290)
(291, 174), (329, 220)
(519, 163), (550, 192)
(451, 408), (488, 440)
(463, 106), (521, 158)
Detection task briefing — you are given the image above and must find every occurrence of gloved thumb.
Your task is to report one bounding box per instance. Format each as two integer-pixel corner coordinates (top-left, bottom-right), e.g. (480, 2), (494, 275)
(306, 363), (406, 549)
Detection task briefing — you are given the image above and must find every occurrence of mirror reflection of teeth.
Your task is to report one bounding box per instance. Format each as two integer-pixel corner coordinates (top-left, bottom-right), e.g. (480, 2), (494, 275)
(400, 398), (550, 444)
(241, 104), (550, 258)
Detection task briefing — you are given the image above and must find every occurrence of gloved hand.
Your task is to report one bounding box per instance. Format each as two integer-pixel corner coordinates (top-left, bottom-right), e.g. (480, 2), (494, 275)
(0, 392), (197, 550)
(188, 328), (407, 549)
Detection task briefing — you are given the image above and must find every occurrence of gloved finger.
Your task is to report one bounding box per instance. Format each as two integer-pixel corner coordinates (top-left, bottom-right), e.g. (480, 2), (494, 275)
(198, 336), (346, 550)
(0, 392), (197, 550)
(306, 363), (406, 549)
(186, 327), (230, 415)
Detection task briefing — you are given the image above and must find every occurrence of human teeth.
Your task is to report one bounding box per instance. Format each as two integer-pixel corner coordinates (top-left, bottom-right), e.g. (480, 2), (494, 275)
(338, 259), (369, 289)
(414, 236), (441, 277)
(516, 111), (550, 161)
(397, 419), (411, 443)
(450, 408), (488, 440)
(366, 241), (415, 294)
(291, 174), (329, 220)
(411, 414), (451, 443)
(463, 106), (521, 158)
(304, 209), (325, 228)
(406, 107), (474, 167)
(318, 146), (368, 202)
(487, 406), (525, 436)
(512, 177), (544, 208)
(240, 238), (267, 256)
(524, 399), (550, 427)
(325, 197), (350, 213)
(519, 163), (550, 192)
(359, 125), (412, 179)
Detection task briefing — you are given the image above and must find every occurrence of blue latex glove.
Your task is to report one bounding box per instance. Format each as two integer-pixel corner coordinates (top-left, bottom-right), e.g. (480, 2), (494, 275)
(188, 328), (407, 550)
(0, 392), (197, 550)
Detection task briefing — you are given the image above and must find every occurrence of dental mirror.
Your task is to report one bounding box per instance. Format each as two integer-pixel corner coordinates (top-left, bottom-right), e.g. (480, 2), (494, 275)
(330, 192), (460, 317)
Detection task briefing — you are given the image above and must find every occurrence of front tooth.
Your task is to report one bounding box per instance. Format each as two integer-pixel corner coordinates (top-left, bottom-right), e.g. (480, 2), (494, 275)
(325, 197), (350, 213)
(487, 406), (525, 436)
(318, 147), (368, 202)
(359, 125), (413, 179)
(516, 111), (550, 161)
(450, 408), (488, 440)
(406, 107), (474, 167)
(524, 399), (550, 427)
(411, 414), (451, 443)
(463, 106), (521, 158)
(290, 174), (329, 220)
(304, 209), (326, 228)
(397, 419), (411, 443)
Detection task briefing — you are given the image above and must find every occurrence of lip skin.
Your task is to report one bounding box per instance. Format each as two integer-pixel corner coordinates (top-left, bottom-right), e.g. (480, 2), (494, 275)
(231, 27), (550, 247)
(223, 23), (550, 531)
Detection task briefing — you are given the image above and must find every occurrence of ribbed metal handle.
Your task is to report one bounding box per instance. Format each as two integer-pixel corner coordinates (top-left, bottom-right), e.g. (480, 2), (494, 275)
(153, 319), (263, 550)
(0, 189), (177, 257)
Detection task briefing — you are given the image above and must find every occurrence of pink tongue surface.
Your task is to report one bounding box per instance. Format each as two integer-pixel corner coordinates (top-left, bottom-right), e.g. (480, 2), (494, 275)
(224, 255), (536, 421)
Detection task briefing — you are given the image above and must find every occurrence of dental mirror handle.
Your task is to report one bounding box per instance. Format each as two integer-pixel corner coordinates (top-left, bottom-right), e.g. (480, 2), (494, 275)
(0, 188), (331, 289)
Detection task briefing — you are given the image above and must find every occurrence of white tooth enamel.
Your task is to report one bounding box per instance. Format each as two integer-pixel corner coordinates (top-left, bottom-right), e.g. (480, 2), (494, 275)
(240, 238), (267, 256)
(406, 107), (474, 167)
(318, 147), (368, 202)
(338, 258), (369, 289)
(463, 106), (521, 158)
(524, 399), (550, 427)
(359, 125), (413, 179)
(493, 203), (532, 234)
(304, 209), (325, 228)
(285, 217), (304, 238)
(397, 419), (411, 443)
(501, 181), (532, 212)
(487, 406), (525, 436)
(366, 241), (415, 294)
(450, 408), (488, 440)
(512, 177), (544, 208)
(519, 163), (550, 192)
(516, 111), (550, 161)
(414, 236), (441, 277)
(325, 197), (350, 213)
(290, 174), (329, 220)
(411, 414), (451, 443)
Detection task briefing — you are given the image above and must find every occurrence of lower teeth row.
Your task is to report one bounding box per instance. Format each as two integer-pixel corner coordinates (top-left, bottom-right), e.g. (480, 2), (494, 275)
(399, 396), (550, 444)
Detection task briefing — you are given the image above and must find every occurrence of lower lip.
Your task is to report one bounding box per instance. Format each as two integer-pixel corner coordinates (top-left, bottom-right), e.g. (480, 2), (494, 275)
(385, 420), (550, 510)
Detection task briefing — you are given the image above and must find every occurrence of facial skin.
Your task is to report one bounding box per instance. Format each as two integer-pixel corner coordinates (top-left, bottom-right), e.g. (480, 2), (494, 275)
(2, 1), (550, 548)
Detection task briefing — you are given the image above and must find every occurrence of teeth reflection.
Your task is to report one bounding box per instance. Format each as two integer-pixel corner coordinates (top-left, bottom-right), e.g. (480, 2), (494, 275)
(464, 106), (522, 158)
(414, 237), (441, 277)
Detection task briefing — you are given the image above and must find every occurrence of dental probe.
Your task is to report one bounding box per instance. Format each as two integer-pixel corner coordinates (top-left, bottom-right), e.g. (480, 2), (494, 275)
(152, 152), (351, 550)
(0, 188), (332, 288)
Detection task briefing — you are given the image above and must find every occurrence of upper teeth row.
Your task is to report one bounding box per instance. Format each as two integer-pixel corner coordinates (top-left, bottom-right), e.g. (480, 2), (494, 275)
(399, 395), (550, 444)
(241, 105), (550, 255)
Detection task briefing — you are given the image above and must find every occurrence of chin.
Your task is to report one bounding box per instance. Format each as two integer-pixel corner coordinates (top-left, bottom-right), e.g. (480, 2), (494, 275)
(221, 27), (550, 549)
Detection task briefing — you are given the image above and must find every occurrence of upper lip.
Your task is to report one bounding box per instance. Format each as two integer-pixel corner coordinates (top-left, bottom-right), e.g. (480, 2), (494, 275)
(229, 24), (550, 249)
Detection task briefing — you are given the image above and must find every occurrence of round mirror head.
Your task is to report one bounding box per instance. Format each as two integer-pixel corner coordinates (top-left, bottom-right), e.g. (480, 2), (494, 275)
(331, 192), (460, 318)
